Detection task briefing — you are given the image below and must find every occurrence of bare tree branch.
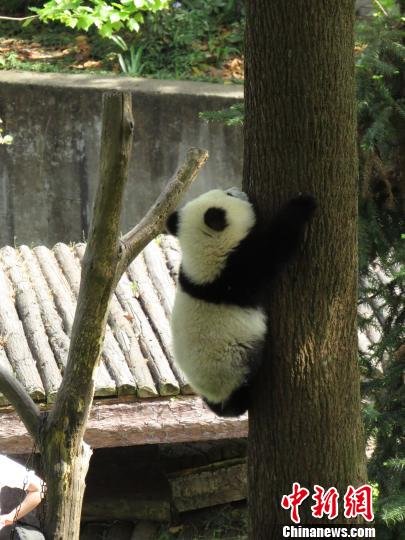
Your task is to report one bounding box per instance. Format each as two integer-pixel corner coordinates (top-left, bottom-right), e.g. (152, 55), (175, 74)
(0, 365), (41, 441)
(117, 147), (208, 278)
(0, 15), (38, 21)
(372, 0), (388, 16)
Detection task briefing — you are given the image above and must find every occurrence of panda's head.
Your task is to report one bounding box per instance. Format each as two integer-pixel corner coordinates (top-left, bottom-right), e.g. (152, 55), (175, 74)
(166, 188), (256, 284)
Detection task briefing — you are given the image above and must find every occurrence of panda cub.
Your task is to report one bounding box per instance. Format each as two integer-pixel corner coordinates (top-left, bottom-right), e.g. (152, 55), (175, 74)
(166, 187), (316, 417)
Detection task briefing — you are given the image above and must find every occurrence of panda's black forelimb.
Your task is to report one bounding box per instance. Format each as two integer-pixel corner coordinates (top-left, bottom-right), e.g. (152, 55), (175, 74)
(215, 193), (316, 296)
(256, 193), (317, 279)
(268, 193), (316, 252)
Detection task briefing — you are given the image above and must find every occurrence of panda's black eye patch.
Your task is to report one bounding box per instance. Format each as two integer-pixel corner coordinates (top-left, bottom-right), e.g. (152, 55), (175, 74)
(204, 207), (228, 232)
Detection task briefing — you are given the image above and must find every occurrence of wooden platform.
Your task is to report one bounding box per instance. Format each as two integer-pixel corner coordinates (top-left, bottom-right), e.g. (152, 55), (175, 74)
(0, 395), (247, 453)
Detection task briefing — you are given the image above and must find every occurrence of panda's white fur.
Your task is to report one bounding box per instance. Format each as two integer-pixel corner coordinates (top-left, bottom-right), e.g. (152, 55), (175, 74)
(169, 188), (265, 413)
(172, 291), (267, 403)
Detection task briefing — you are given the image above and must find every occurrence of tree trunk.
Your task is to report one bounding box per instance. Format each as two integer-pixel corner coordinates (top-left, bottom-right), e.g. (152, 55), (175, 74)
(41, 441), (92, 538)
(244, 1), (366, 536)
(39, 91), (134, 540)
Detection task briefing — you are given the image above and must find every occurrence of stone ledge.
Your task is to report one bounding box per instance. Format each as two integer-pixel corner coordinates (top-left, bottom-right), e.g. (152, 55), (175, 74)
(0, 70), (243, 98)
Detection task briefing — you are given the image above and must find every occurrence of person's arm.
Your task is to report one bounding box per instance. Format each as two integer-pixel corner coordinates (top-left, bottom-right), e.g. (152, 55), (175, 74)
(0, 476), (43, 526)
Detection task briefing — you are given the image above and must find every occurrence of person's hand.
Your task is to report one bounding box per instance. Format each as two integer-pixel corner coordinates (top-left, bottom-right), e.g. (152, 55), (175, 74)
(0, 513), (14, 527)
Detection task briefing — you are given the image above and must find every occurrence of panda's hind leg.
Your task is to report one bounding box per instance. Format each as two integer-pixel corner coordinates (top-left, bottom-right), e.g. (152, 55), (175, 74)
(204, 385), (250, 417)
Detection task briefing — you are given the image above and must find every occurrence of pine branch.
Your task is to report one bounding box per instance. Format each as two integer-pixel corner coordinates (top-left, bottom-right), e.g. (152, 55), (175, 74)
(380, 494), (405, 526)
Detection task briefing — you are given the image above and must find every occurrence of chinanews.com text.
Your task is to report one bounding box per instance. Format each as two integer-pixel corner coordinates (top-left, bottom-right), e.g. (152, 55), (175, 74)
(282, 525), (376, 537)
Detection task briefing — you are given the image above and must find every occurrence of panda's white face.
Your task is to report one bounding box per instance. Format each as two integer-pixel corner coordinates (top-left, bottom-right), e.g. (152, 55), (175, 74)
(175, 188), (256, 284)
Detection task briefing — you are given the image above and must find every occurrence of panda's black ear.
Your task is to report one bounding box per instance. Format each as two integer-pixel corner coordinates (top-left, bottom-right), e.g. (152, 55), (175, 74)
(204, 207), (228, 232)
(166, 211), (179, 236)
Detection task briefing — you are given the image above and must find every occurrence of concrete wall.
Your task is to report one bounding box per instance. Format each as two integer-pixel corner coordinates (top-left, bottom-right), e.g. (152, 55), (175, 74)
(355, 0), (373, 16)
(0, 72), (243, 246)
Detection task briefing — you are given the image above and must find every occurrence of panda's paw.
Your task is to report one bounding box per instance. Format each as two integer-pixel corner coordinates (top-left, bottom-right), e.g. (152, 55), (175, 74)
(289, 194), (317, 220)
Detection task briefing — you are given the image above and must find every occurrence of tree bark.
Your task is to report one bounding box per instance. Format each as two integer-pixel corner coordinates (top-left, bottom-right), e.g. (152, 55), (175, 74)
(244, 1), (366, 536)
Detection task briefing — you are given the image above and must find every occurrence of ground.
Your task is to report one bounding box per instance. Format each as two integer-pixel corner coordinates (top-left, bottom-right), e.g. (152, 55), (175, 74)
(0, 22), (114, 73)
(0, 19), (244, 81)
(80, 502), (248, 540)
(156, 503), (247, 540)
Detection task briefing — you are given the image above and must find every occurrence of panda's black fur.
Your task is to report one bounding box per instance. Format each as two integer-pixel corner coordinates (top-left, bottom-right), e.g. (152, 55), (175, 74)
(167, 188), (316, 417)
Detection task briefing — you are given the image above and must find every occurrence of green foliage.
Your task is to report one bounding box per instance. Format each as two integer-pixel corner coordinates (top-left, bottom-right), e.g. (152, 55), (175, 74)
(356, 14), (404, 534)
(129, 0), (244, 79)
(356, 12), (405, 153)
(380, 0), (398, 9)
(200, 102), (244, 126)
(356, 7), (404, 275)
(358, 255), (404, 536)
(1, 1), (245, 79)
(0, 48), (109, 74)
(112, 36), (144, 75)
(31, 0), (169, 38)
(379, 493), (405, 527)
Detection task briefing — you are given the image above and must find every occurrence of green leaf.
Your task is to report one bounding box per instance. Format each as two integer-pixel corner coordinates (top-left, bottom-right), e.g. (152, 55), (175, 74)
(22, 18), (35, 27)
(127, 19), (140, 32)
(109, 12), (122, 24)
(99, 22), (113, 38)
(66, 16), (78, 29)
(111, 35), (128, 51)
(77, 14), (95, 31)
(33, 0), (169, 39)
(98, 4), (114, 19)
